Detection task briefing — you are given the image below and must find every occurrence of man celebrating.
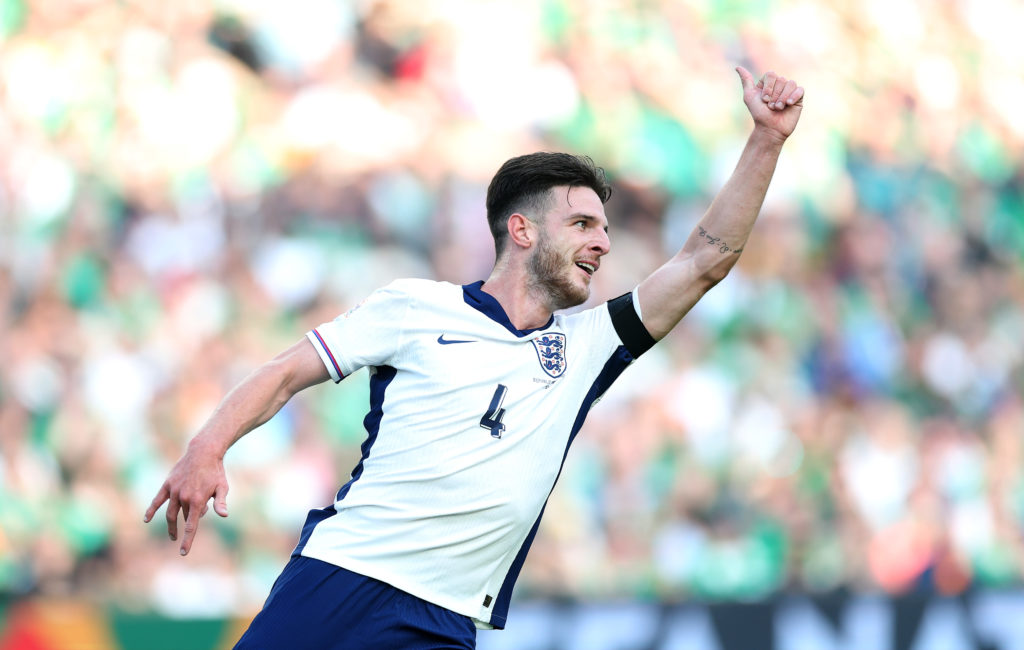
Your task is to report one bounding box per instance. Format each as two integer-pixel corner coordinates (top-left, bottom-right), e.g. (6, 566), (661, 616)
(145, 67), (803, 648)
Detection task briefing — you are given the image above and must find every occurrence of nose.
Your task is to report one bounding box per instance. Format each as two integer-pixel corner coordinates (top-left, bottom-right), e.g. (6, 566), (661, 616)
(591, 229), (610, 256)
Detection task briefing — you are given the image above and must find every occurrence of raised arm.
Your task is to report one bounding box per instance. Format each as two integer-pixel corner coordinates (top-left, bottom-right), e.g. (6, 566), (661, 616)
(637, 67), (804, 339)
(144, 338), (330, 555)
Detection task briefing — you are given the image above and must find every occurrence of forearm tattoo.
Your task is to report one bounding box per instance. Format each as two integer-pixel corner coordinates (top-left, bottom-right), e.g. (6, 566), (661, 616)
(698, 226), (744, 254)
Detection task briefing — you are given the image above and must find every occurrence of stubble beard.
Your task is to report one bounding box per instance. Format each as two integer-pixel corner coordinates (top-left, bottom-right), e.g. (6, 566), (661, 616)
(527, 232), (589, 312)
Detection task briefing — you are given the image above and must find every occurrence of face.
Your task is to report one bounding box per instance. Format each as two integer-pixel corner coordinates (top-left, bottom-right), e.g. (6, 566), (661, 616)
(526, 186), (610, 311)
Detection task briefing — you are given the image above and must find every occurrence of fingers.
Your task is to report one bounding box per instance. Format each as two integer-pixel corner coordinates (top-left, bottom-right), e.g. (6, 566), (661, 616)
(760, 71), (779, 105)
(166, 496), (181, 541)
(180, 502), (201, 556)
(757, 70), (804, 110)
(144, 484), (170, 523)
(146, 452), (231, 556)
(735, 66), (755, 90)
(213, 482), (229, 518)
(771, 77), (788, 107)
(786, 84), (806, 106)
(774, 79), (798, 108)
(764, 72), (789, 109)
(163, 492), (217, 555)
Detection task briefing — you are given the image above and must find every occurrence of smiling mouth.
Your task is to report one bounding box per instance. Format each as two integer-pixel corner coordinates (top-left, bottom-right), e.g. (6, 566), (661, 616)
(575, 262), (597, 277)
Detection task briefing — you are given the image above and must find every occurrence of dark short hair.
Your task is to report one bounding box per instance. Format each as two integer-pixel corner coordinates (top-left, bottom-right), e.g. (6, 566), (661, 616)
(485, 152), (612, 257)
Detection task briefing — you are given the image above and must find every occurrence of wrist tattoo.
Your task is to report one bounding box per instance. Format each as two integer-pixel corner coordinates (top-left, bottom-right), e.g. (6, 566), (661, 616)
(698, 226), (743, 254)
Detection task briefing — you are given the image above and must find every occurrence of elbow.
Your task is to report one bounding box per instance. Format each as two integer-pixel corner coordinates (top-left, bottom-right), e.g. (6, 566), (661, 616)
(246, 360), (297, 423)
(696, 258), (735, 289)
(264, 358), (302, 400)
(683, 243), (740, 290)
(268, 339), (329, 395)
(702, 267), (730, 288)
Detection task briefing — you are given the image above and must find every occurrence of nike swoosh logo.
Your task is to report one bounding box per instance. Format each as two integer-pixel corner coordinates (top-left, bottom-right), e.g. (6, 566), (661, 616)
(437, 334), (476, 345)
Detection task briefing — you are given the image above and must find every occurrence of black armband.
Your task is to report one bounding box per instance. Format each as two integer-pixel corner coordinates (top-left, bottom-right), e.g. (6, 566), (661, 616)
(607, 291), (657, 358)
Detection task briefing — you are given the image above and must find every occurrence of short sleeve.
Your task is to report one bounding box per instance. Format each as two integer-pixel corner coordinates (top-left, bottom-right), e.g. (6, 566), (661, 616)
(306, 283), (411, 382)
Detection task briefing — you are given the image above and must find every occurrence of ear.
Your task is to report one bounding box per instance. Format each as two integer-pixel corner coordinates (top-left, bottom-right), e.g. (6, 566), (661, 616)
(506, 213), (536, 250)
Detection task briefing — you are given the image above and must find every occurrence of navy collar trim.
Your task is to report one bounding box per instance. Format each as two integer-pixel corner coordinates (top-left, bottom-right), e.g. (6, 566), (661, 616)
(462, 281), (554, 337)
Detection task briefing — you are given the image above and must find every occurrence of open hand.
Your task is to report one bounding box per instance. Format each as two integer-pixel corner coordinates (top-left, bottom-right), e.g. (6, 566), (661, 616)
(736, 66), (804, 141)
(144, 442), (230, 556)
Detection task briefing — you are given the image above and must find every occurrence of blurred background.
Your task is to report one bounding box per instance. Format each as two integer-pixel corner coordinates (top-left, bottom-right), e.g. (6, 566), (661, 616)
(1, 0), (1023, 648)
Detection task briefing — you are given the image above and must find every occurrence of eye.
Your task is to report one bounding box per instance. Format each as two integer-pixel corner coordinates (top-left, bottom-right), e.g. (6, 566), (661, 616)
(574, 220), (587, 228)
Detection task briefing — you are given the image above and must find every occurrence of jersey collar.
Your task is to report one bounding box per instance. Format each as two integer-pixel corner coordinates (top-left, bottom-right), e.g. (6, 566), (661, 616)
(462, 281), (554, 337)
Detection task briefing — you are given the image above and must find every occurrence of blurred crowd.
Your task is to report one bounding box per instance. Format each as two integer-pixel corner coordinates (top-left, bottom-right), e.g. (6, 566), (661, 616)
(1, 0), (1023, 619)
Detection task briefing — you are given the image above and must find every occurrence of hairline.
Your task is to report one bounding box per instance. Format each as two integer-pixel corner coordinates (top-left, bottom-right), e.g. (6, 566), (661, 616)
(519, 185), (604, 223)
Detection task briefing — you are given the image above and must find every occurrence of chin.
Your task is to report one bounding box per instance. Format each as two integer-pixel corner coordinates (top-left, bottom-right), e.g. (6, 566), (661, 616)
(550, 281), (589, 311)
(527, 241), (594, 310)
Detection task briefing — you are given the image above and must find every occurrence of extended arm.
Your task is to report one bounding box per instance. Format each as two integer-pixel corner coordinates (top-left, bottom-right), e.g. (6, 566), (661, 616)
(144, 338), (330, 555)
(637, 68), (804, 339)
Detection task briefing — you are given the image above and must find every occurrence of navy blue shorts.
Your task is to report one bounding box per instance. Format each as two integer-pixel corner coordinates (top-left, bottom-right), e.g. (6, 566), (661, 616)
(234, 555), (477, 649)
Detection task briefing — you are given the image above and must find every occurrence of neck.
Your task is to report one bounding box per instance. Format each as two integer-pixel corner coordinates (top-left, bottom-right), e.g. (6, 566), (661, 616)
(481, 265), (554, 331)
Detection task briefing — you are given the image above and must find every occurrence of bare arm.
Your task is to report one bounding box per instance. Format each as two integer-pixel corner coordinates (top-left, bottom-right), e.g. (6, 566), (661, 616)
(144, 338), (330, 555)
(637, 67), (804, 339)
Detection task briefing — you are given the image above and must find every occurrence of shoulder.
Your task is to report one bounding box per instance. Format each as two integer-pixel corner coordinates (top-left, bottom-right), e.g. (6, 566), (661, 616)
(372, 278), (461, 303)
(336, 278), (445, 321)
(553, 299), (613, 332)
(360, 279), (467, 319)
(557, 291), (655, 358)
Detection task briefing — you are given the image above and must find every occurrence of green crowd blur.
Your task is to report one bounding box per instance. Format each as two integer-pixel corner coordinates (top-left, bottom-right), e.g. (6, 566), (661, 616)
(1, 0), (1022, 622)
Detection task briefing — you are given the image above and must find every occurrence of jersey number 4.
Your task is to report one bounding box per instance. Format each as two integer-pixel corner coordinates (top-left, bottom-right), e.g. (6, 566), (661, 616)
(479, 384), (508, 439)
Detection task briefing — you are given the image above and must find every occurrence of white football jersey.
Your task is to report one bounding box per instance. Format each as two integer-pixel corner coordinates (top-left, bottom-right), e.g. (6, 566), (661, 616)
(300, 279), (653, 629)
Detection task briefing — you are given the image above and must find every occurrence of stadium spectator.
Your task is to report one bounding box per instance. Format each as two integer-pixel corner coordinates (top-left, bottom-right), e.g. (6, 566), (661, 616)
(0, 0), (1021, 631)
